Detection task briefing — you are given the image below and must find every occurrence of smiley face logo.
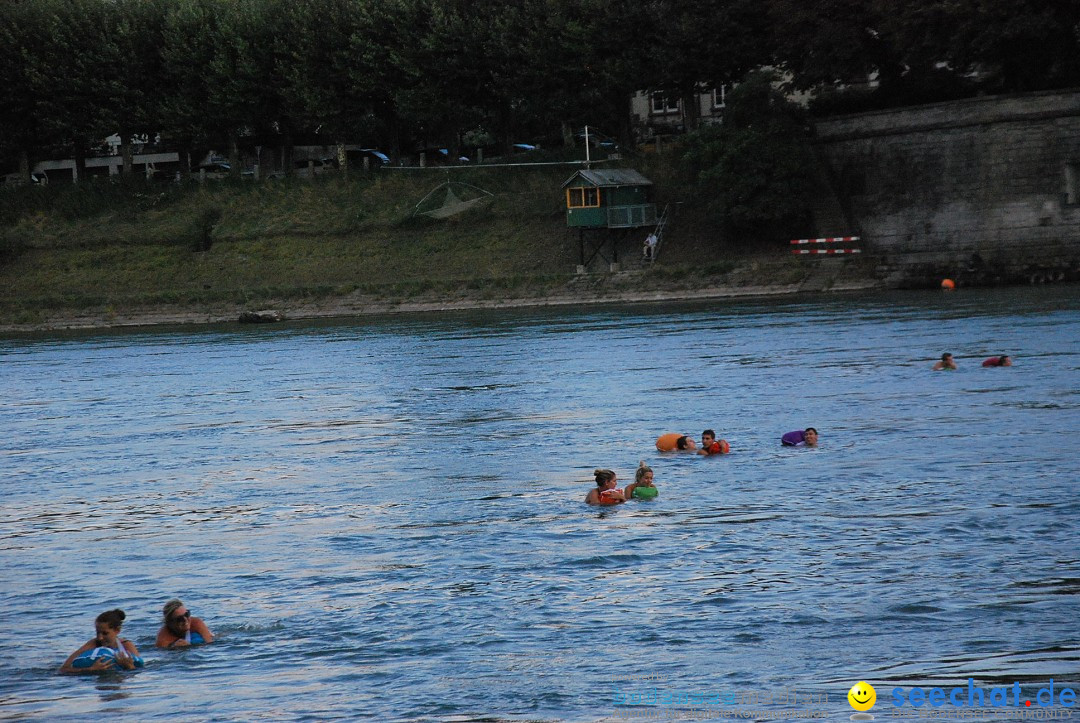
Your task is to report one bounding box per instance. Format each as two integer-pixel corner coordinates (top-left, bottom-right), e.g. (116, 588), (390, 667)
(848, 681), (877, 711)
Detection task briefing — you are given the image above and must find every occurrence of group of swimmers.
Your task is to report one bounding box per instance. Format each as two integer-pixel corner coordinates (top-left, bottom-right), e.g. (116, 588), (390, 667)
(585, 427), (818, 505)
(59, 598), (213, 673)
(934, 353), (1012, 370)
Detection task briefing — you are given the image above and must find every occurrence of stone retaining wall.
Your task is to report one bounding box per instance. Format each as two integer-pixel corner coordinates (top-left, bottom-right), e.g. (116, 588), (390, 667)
(813, 89), (1080, 286)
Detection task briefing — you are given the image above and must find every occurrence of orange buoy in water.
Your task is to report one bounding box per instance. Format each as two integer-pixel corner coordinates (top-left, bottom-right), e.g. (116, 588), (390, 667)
(718, 439), (731, 454)
(941, 278), (955, 290)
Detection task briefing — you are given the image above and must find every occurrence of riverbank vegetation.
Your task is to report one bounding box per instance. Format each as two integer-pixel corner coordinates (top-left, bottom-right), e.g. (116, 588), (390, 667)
(0, 153), (827, 326)
(4, 0), (1069, 325)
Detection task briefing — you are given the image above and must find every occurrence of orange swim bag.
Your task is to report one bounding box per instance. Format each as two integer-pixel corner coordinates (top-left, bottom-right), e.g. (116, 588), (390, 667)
(655, 433), (683, 452)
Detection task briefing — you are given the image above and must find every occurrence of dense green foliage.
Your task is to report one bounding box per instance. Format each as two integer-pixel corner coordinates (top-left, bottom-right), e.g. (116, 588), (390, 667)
(1, 0), (1077, 175)
(1, 163), (826, 325)
(682, 72), (815, 242)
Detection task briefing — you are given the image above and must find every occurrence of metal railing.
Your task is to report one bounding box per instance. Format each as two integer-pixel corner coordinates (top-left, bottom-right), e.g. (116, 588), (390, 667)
(606, 204), (657, 228)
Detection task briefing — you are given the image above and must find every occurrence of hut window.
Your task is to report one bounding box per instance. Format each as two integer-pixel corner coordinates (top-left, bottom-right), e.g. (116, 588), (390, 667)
(650, 92), (679, 115)
(711, 86), (727, 109)
(567, 187), (600, 208)
(1065, 163), (1080, 205)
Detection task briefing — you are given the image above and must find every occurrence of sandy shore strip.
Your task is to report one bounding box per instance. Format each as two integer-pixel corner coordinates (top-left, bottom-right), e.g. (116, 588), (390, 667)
(0, 277), (882, 334)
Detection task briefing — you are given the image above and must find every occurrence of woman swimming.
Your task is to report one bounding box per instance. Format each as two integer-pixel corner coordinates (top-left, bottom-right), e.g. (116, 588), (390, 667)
(59, 609), (143, 674)
(156, 598), (214, 648)
(585, 469), (626, 505)
(623, 461), (658, 499)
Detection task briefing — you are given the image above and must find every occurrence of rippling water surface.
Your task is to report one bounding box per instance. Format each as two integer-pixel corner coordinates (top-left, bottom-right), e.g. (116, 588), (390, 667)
(1, 287), (1078, 721)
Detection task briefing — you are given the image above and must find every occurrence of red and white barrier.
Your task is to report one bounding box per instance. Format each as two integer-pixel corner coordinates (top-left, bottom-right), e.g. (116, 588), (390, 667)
(790, 236), (861, 255)
(790, 237), (860, 244)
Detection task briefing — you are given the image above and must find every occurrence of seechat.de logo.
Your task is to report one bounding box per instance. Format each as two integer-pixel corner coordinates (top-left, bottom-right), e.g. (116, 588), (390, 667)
(891, 679), (1077, 709)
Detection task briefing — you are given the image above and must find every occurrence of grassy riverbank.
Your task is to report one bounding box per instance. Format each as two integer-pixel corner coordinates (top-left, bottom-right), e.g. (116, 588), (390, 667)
(0, 158), (879, 331)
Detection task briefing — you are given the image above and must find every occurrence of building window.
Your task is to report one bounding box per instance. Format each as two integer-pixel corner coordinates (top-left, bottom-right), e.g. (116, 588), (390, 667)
(711, 86), (727, 109)
(1065, 163), (1080, 205)
(650, 92), (680, 115)
(567, 187), (600, 208)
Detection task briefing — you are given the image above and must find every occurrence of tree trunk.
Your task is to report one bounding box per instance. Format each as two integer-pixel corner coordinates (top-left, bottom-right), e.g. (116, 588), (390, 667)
(282, 131), (294, 177)
(614, 89), (634, 149)
(682, 89), (701, 131)
(228, 135), (241, 178)
(120, 128), (133, 175)
(179, 142), (192, 176)
(73, 138), (86, 184)
(18, 150), (31, 183)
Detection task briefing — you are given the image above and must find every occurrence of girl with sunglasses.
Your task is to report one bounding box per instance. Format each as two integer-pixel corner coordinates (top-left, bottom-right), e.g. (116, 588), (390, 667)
(60, 609), (144, 673)
(156, 598), (214, 648)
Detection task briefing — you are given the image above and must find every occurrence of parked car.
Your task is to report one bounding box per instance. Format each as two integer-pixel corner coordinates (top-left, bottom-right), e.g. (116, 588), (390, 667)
(574, 129), (619, 151)
(293, 157), (336, 178)
(2, 171), (48, 186)
(196, 161), (232, 180)
(417, 147), (469, 165)
(347, 149), (390, 168)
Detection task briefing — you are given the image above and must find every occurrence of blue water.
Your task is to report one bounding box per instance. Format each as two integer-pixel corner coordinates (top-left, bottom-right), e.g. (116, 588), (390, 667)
(1, 287), (1078, 721)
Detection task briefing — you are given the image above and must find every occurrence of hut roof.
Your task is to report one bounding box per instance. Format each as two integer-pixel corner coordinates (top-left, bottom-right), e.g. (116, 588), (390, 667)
(562, 168), (653, 189)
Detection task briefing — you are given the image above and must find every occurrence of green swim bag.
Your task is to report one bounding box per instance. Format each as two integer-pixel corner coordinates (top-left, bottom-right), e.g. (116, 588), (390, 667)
(633, 486), (658, 499)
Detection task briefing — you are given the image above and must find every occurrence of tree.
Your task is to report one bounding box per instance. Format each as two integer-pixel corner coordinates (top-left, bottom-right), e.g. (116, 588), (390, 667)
(22, 0), (126, 181)
(767, 0), (898, 92)
(682, 71), (816, 243)
(0, 0), (47, 179)
(545, 0), (654, 145)
(934, 0), (1080, 92)
(646, 0), (772, 130)
(108, 0), (170, 176)
(160, 0), (226, 170)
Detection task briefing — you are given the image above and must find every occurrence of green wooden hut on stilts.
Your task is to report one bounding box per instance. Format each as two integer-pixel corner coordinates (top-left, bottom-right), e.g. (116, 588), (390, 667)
(562, 168), (658, 270)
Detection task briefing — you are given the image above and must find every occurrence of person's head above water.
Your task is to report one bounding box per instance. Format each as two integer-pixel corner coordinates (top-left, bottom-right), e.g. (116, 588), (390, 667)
(635, 461), (654, 485)
(163, 599), (192, 635)
(804, 427), (818, 446)
(95, 609), (126, 642)
(594, 469), (617, 488)
(156, 597), (213, 649)
(934, 353), (957, 370)
(676, 435), (696, 450)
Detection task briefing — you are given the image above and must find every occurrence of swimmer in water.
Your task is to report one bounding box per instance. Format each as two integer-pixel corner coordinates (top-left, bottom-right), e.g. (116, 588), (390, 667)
(60, 609), (142, 673)
(623, 461), (658, 499)
(655, 433), (697, 452)
(698, 429), (730, 455)
(933, 353), (957, 371)
(585, 469), (626, 505)
(781, 428), (819, 447)
(156, 599), (214, 648)
(982, 355), (1012, 367)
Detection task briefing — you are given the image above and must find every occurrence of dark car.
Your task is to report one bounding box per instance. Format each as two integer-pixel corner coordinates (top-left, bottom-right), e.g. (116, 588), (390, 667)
(2, 171), (48, 186)
(293, 157), (337, 178)
(416, 147), (469, 165)
(574, 129), (619, 151)
(196, 161), (232, 179)
(346, 149), (390, 168)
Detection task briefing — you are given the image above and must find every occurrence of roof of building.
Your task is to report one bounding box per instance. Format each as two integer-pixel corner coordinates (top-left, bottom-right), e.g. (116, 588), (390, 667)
(562, 168), (653, 188)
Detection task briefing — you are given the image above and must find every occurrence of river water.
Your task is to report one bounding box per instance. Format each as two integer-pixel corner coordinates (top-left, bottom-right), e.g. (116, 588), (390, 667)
(1, 286), (1077, 721)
